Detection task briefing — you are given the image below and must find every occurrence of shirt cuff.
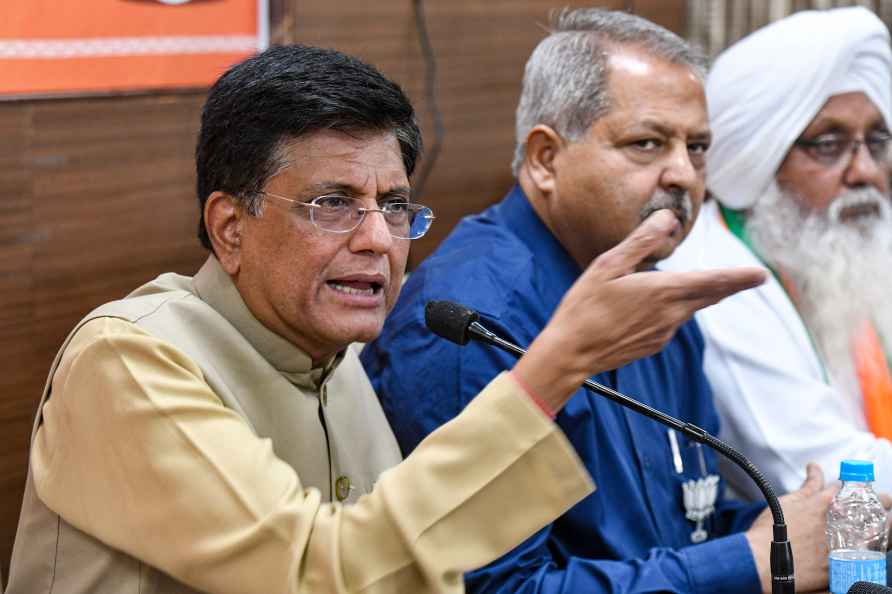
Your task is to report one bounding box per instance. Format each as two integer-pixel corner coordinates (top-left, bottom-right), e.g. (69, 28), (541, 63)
(508, 371), (556, 419)
(680, 532), (761, 594)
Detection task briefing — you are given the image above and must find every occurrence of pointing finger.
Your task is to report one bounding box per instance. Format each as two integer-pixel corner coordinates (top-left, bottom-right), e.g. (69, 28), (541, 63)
(667, 267), (767, 309)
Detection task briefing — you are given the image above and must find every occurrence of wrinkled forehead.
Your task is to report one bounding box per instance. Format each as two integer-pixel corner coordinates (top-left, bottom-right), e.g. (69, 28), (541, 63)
(603, 47), (708, 132)
(275, 129), (410, 195)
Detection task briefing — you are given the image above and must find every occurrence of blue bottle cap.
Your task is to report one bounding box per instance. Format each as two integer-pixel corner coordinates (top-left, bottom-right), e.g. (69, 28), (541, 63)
(839, 460), (875, 482)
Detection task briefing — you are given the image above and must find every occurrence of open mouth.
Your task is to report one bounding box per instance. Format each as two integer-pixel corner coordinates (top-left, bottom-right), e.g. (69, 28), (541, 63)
(827, 188), (890, 225)
(836, 202), (882, 222)
(326, 280), (384, 297)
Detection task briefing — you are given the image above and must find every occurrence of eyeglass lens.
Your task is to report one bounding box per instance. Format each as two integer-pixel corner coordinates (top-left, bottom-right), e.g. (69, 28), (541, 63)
(797, 132), (891, 165)
(311, 196), (433, 239)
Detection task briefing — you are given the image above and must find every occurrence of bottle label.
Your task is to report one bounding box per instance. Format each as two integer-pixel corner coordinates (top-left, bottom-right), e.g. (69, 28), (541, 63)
(829, 552), (886, 594)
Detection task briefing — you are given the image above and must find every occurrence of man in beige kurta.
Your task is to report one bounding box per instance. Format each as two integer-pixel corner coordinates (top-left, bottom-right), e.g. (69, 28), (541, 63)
(4, 44), (764, 594)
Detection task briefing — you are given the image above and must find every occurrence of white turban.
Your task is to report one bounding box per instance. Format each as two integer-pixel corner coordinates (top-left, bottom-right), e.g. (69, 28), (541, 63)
(706, 7), (892, 210)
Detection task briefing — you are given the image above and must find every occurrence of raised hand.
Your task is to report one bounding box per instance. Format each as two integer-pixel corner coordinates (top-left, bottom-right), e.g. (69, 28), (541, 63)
(514, 209), (767, 412)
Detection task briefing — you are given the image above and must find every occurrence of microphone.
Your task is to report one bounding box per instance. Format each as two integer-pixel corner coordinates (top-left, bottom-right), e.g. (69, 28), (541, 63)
(425, 300), (796, 594)
(848, 583), (892, 593)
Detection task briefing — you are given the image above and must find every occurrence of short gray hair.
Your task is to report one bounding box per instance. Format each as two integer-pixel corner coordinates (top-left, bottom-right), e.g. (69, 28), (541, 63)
(512, 8), (707, 176)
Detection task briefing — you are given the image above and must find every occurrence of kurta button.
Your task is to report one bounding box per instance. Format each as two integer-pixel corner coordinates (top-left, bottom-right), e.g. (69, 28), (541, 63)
(335, 475), (351, 501)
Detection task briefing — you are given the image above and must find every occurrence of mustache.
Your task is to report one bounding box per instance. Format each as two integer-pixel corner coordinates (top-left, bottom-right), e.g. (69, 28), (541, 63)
(639, 189), (693, 228)
(826, 187), (891, 224)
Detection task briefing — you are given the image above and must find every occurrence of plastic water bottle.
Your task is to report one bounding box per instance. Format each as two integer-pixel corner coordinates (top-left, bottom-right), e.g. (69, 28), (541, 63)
(827, 460), (888, 594)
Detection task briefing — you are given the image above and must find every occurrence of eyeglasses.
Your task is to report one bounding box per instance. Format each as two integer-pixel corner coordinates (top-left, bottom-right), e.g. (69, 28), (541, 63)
(793, 130), (892, 166)
(261, 192), (435, 240)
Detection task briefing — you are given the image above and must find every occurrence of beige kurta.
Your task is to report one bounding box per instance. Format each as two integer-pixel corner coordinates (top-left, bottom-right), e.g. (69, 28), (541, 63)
(6, 256), (593, 594)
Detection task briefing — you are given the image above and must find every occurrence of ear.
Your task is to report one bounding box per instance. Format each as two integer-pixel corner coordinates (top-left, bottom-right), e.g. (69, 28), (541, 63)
(524, 124), (564, 197)
(204, 191), (244, 275)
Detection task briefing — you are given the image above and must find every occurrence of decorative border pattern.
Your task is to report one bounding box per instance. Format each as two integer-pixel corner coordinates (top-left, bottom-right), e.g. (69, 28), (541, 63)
(0, 35), (259, 59)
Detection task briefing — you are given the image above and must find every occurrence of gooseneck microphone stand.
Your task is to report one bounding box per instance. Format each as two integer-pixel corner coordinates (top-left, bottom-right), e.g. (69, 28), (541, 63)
(425, 300), (796, 594)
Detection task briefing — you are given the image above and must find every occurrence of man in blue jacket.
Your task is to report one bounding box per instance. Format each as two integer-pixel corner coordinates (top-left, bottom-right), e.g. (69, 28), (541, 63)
(363, 9), (835, 594)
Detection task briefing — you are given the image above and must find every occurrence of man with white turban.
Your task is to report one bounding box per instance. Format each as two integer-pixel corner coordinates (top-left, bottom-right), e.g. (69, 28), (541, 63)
(663, 6), (892, 500)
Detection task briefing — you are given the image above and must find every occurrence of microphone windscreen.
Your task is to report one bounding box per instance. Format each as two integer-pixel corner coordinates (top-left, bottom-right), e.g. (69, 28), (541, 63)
(847, 582), (892, 594)
(425, 301), (478, 346)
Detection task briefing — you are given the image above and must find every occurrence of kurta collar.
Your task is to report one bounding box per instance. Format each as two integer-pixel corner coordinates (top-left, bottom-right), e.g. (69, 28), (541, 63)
(500, 185), (581, 286)
(192, 256), (343, 390)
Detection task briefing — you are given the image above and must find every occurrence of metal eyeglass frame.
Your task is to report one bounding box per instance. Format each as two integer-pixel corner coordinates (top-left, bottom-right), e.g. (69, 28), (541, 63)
(261, 192), (435, 240)
(793, 131), (892, 166)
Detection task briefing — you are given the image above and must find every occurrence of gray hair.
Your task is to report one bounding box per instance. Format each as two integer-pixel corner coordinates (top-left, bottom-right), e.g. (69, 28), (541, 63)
(512, 8), (707, 176)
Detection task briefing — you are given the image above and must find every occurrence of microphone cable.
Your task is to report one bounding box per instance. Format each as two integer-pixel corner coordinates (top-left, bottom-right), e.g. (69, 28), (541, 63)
(425, 300), (796, 594)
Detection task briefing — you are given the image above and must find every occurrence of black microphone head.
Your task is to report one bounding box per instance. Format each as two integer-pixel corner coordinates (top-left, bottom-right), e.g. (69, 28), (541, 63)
(847, 582), (892, 594)
(425, 301), (479, 346)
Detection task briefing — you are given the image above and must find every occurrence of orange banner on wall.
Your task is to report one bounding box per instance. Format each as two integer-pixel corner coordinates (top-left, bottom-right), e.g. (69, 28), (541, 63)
(0, 0), (266, 96)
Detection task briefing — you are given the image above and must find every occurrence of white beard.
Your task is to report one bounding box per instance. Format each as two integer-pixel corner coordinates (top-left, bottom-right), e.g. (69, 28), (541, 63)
(746, 184), (892, 387)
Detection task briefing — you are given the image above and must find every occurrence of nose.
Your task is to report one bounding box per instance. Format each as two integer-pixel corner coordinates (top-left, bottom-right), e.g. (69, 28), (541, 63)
(349, 208), (394, 254)
(844, 141), (889, 192)
(660, 143), (701, 196)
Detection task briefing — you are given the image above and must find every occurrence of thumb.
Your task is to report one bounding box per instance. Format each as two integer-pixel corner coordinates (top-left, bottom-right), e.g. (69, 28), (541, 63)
(587, 210), (679, 281)
(797, 462), (825, 495)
